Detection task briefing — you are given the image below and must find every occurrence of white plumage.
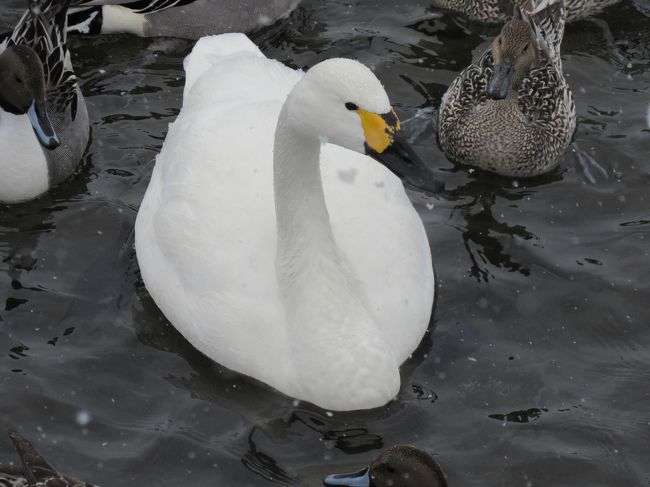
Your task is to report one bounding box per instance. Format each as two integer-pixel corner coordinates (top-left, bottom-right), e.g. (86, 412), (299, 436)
(135, 34), (434, 411)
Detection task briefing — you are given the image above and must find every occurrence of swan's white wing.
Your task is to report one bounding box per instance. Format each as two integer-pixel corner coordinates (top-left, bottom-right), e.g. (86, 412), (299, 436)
(136, 34), (301, 384)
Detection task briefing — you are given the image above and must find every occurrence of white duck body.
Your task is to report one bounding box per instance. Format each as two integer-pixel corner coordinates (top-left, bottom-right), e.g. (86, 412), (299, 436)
(135, 34), (434, 411)
(0, 107), (49, 202)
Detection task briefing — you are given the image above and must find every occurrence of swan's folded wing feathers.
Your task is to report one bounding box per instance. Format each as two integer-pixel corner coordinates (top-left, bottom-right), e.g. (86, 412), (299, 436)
(143, 98), (289, 382)
(184, 56), (301, 113)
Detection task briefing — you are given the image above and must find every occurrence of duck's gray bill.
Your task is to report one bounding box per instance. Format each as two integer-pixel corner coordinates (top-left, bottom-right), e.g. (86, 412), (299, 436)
(487, 60), (514, 100)
(27, 100), (60, 150)
(323, 467), (370, 487)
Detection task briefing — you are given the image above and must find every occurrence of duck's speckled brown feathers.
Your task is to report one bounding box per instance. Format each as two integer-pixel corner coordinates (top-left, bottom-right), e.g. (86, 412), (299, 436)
(432, 0), (620, 23)
(438, 0), (576, 177)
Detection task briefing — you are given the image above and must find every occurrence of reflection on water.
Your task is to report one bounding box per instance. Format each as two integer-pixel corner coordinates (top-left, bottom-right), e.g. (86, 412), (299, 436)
(0, 0), (649, 485)
(444, 173), (560, 282)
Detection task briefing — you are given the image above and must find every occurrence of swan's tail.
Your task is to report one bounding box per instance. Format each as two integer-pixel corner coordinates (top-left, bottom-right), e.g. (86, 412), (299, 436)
(184, 33), (264, 92)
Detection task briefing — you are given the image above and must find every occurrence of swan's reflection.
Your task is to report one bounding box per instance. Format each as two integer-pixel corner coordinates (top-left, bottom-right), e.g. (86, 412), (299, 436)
(132, 266), (438, 483)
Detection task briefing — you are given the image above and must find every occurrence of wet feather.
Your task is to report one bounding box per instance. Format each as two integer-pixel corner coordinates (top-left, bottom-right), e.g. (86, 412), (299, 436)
(0, 431), (97, 487)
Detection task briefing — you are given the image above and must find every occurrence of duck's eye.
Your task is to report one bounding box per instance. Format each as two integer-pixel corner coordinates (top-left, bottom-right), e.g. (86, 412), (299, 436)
(345, 102), (359, 111)
(522, 42), (530, 52)
(498, 37), (503, 46)
(15, 76), (23, 84)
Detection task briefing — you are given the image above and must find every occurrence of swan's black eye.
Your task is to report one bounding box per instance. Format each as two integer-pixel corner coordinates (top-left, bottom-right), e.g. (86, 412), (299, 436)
(345, 102), (359, 111)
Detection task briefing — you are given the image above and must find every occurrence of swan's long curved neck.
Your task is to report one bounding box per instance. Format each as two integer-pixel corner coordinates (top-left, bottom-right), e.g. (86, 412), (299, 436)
(272, 101), (400, 408)
(273, 105), (367, 333)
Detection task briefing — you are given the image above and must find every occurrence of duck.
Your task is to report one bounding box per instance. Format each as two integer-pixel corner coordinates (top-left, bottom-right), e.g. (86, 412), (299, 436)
(66, 0), (301, 39)
(324, 445), (448, 487)
(0, 430), (97, 487)
(431, 0), (620, 23)
(135, 33), (438, 411)
(0, 0), (89, 204)
(437, 0), (576, 177)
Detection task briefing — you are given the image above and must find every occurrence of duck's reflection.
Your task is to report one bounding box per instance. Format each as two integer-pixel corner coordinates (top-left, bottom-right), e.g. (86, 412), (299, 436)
(444, 168), (561, 281)
(0, 154), (94, 361)
(242, 428), (299, 485)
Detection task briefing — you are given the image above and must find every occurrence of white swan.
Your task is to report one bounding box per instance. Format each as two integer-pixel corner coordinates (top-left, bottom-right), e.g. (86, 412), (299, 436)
(135, 33), (436, 411)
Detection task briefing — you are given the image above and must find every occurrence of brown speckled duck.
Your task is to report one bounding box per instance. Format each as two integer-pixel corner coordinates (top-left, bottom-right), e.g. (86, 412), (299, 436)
(438, 0), (576, 177)
(431, 0), (620, 23)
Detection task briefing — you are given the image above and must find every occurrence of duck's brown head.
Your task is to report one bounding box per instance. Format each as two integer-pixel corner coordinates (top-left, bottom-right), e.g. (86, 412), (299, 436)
(487, 19), (537, 100)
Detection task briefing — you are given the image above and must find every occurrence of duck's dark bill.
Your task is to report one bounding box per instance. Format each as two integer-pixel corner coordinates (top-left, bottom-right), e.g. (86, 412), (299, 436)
(323, 467), (370, 487)
(365, 131), (444, 194)
(487, 60), (514, 100)
(27, 100), (60, 149)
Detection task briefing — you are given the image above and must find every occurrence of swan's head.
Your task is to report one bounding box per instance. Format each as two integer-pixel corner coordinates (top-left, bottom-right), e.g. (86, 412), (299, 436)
(286, 59), (391, 152)
(0, 44), (59, 149)
(285, 59), (442, 191)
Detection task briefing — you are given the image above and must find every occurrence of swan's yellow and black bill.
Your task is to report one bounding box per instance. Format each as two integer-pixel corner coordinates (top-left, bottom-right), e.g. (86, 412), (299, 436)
(355, 108), (401, 154)
(323, 467), (370, 487)
(356, 108), (444, 193)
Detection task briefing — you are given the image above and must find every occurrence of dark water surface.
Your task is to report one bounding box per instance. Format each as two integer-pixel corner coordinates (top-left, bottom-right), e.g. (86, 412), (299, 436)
(1, 1), (649, 485)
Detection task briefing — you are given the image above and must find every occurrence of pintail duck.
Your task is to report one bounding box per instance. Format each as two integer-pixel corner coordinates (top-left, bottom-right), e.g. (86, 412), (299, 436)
(324, 445), (448, 487)
(67, 0), (301, 39)
(431, 0), (620, 23)
(438, 0), (576, 177)
(0, 0), (89, 203)
(0, 431), (97, 487)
